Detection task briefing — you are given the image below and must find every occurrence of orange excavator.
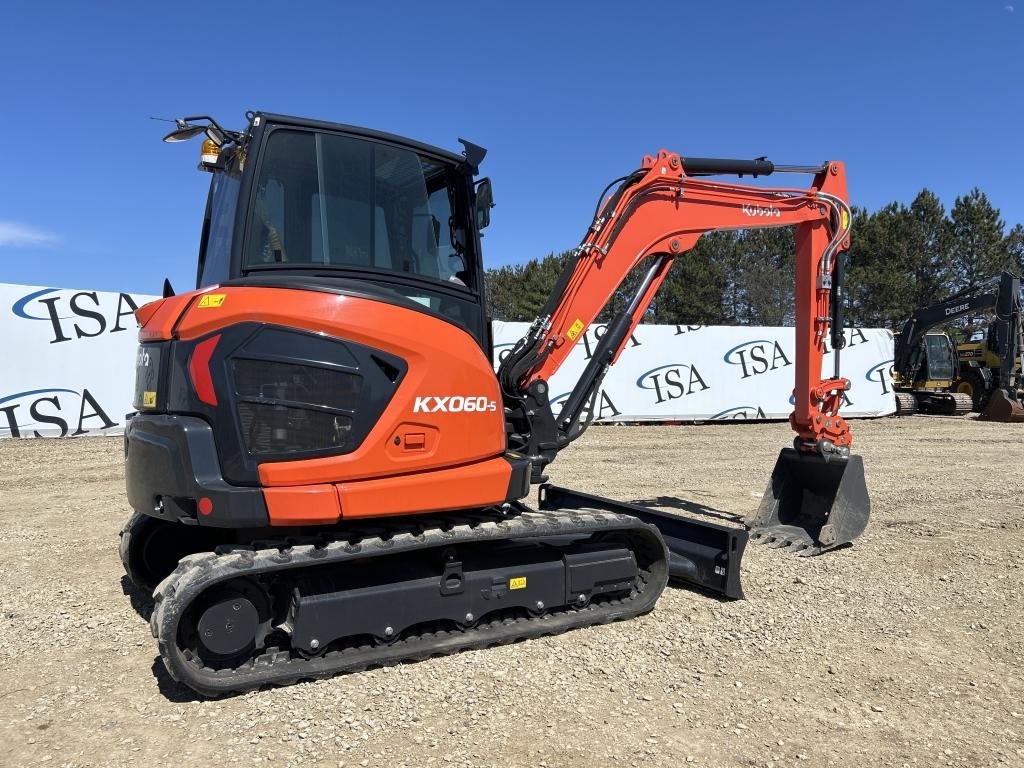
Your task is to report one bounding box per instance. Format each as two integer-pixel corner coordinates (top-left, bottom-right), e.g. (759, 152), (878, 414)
(121, 112), (869, 696)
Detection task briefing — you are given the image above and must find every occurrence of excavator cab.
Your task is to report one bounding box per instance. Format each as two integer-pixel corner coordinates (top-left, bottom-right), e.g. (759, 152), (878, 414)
(921, 332), (957, 382)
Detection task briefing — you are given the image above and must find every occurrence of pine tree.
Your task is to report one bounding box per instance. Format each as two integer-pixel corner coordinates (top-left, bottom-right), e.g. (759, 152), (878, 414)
(653, 231), (734, 325)
(1003, 223), (1024, 275)
(485, 250), (573, 320)
(734, 227), (795, 325)
(906, 190), (954, 307)
(846, 204), (915, 326)
(950, 189), (1009, 288)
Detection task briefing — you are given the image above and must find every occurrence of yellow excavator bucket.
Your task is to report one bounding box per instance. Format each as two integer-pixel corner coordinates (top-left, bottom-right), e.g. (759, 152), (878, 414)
(747, 449), (870, 556)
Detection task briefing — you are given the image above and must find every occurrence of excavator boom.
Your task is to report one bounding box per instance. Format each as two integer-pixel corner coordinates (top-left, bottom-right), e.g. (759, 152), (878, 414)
(499, 151), (869, 555)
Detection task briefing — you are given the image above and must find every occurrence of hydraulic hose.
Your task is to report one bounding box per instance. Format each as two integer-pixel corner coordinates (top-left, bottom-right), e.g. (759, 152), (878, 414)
(831, 250), (847, 378)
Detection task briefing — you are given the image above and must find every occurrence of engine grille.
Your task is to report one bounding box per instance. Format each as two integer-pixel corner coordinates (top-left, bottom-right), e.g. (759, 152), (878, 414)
(237, 402), (353, 455)
(233, 359), (360, 411)
(232, 359), (360, 456)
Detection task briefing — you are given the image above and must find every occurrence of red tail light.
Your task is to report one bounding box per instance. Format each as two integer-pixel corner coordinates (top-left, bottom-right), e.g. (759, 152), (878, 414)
(188, 334), (221, 406)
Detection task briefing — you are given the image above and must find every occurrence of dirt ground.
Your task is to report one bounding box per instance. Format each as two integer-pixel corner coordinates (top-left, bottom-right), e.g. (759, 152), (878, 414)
(0, 416), (1021, 768)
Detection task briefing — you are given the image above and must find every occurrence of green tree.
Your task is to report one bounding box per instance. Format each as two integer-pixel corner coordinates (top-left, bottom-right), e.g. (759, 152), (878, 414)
(845, 190), (957, 327)
(487, 188), (1021, 328)
(653, 231), (734, 325)
(1003, 223), (1024, 274)
(950, 188), (1010, 288)
(845, 204), (915, 326)
(734, 227), (795, 325)
(906, 190), (954, 308)
(485, 250), (572, 321)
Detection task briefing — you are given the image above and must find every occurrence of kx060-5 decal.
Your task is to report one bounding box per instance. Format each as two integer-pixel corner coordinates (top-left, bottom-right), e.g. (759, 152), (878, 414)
(413, 396), (498, 414)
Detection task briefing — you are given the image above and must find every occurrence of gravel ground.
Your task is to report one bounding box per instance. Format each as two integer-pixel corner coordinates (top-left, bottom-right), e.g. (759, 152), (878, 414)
(0, 416), (1021, 768)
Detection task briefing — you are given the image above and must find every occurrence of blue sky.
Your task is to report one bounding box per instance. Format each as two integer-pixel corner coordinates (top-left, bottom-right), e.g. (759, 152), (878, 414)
(0, 1), (1021, 296)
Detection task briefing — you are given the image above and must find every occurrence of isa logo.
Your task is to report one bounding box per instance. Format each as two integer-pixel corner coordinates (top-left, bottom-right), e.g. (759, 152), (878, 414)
(0, 388), (117, 437)
(711, 405), (767, 420)
(550, 390), (622, 421)
(635, 363), (710, 404)
(864, 359), (894, 395)
(723, 339), (792, 379)
(12, 288), (140, 344)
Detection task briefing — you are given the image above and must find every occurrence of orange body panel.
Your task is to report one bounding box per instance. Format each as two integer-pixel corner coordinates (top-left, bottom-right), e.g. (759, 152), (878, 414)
(335, 455), (512, 520)
(138, 293), (195, 341)
(261, 456), (512, 525)
(263, 484), (341, 525)
(138, 286), (507, 498)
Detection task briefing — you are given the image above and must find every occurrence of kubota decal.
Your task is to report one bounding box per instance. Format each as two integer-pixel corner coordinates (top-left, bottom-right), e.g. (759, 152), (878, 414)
(741, 204), (780, 217)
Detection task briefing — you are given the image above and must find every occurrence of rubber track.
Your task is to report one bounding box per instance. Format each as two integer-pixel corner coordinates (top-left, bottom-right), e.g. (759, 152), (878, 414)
(150, 506), (669, 697)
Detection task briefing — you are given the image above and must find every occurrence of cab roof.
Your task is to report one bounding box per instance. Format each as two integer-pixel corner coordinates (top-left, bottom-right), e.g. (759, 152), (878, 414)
(255, 112), (468, 166)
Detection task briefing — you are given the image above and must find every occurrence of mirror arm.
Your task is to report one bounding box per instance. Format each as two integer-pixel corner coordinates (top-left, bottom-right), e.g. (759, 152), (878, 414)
(170, 116), (242, 146)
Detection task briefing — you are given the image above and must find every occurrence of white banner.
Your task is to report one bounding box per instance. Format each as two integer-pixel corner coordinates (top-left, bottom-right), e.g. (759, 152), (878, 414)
(0, 283), (159, 437)
(1, 283), (895, 438)
(492, 322), (896, 422)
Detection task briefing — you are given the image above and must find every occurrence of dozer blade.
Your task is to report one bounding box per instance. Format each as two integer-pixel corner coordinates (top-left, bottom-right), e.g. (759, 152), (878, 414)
(746, 448), (870, 557)
(539, 484), (746, 599)
(979, 388), (1024, 422)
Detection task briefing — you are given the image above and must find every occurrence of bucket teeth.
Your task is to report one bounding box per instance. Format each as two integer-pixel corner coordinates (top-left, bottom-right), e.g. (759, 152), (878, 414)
(748, 524), (817, 556)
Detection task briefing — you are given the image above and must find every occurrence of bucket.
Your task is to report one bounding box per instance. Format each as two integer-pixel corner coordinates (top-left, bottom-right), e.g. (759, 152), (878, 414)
(746, 448), (870, 556)
(979, 388), (1024, 422)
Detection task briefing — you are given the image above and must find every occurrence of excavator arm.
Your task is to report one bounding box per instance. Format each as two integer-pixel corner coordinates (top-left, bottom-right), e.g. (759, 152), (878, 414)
(500, 150), (853, 476)
(979, 271), (1024, 421)
(499, 150), (869, 557)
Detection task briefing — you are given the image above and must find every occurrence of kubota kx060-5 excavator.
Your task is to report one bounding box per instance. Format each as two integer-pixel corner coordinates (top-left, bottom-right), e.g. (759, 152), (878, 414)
(121, 112), (870, 696)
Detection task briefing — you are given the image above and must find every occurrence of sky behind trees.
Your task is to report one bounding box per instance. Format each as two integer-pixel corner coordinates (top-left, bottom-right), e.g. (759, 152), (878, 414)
(0, 1), (1021, 295)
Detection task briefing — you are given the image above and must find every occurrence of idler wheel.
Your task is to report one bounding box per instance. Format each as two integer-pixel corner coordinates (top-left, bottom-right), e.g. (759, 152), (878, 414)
(197, 595), (259, 658)
(183, 579), (271, 666)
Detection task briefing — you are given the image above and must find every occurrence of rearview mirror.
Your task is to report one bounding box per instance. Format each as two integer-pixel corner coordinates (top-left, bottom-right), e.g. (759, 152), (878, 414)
(475, 178), (494, 230)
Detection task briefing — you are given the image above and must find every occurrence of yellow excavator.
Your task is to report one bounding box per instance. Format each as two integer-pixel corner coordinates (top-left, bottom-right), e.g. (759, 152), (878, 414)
(892, 271), (1024, 421)
(956, 334), (1023, 415)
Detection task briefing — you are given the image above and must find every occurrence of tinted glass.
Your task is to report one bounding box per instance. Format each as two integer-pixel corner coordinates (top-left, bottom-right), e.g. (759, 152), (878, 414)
(198, 170), (240, 287)
(245, 129), (467, 286)
(925, 334), (954, 380)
